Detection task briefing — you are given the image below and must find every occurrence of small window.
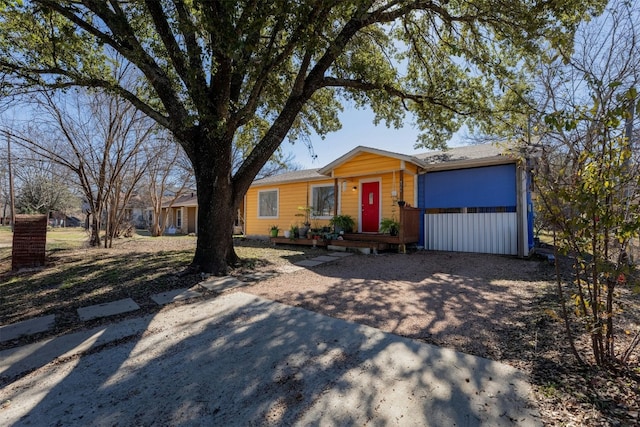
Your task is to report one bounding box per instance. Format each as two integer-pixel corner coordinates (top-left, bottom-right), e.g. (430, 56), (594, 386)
(176, 209), (182, 228)
(258, 190), (278, 218)
(311, 185), (335, 218)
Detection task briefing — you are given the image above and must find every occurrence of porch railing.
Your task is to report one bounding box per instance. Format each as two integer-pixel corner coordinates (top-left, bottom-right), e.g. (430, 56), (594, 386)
(399, 207), (421, 244)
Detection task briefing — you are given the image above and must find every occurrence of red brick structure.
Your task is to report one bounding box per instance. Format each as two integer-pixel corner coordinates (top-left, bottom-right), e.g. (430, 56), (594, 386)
(12, 214), (47, 270)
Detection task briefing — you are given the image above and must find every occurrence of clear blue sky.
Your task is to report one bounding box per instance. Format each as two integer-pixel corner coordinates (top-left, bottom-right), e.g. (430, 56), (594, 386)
(286, 106), (465, 170)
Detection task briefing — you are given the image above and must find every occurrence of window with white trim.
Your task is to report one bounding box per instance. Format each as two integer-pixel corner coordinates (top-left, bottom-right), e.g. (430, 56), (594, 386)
(258, 189), (278, 218)
(176, 209), (182, 228)
(311, 184), (335, 218)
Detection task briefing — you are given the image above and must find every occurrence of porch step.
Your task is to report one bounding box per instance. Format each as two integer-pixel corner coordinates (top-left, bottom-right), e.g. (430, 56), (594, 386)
(270, 236), (388, 252)
(342, 233), (401, 244)
(327, 239), (389, 251)
(270, 237), (328, 247)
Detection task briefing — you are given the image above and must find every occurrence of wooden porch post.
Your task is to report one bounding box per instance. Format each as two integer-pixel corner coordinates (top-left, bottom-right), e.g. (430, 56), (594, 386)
(334, 178), (339, 216)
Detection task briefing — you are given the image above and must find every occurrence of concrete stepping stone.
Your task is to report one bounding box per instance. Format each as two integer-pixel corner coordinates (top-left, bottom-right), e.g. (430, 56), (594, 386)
(77, 298), (140, 322)
(327, 252), (353, 258)
(0, 315), (55, 343)
(241, 272), (278, 282)
(294, 259), (325, 267)
(310, 255), (342, 262)
(200, 276), (244, 292)
(151, 288), (202, 306)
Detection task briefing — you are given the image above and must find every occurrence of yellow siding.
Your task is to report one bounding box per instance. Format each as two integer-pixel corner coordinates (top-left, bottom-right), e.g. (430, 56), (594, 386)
(338, 184), (360, 230)
(334, 152), (401, 177)
(245, 152), (421, 235)
(333, 156), (420, 231)
(245, 179), (334, 236)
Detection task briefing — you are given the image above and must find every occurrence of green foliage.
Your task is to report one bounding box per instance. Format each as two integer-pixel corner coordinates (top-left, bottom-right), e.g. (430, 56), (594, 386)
(537, 86), (640, 366)
(296, 206), (312, 226)
(15, 173), (79, 215)
(522, 1), (640, 366)
(379, 217), (399, 236)
(288, 224), (298, 239)
(0, 1), (607, 148)
(329, 214), (355, 233)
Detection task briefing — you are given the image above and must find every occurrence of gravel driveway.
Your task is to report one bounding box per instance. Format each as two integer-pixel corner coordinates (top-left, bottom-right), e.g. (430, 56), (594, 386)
(241, 251), (552, 371)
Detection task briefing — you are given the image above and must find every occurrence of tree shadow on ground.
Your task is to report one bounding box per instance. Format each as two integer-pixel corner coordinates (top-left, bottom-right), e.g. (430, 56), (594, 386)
(0, 293), (537, 426)
(265, 251), (548, 361)
(0, 250), (199, 323)
(263, 250), (639, 424)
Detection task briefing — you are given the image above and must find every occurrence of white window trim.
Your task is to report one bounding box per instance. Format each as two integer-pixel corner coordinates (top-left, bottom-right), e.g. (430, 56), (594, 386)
(257, 188), (279, 219)
(310, 183), (335, 219)
(176, 208), (183, 228)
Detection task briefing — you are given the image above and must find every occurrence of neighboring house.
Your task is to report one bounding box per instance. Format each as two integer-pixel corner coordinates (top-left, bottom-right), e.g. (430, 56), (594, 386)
(123, 194), (151, 229)
(156, 143), (534, 257)
(159, 192), (246, 235)
(160, 192), (198, 234)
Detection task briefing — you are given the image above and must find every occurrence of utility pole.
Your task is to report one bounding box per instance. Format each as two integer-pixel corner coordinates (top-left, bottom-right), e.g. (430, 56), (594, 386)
(7, 134), (16, 231)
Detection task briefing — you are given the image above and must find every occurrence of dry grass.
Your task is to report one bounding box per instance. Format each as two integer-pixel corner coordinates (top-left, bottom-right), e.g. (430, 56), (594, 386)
(0, 227), (321, 347)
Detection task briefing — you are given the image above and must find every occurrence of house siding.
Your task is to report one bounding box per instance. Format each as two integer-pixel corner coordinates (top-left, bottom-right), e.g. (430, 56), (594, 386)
(245, 152), (420, 236)
(245, 179), (334, 235)
(333, 152), (402, 177)
(422, 164), (517, 208)
(333, 155), (419, 231)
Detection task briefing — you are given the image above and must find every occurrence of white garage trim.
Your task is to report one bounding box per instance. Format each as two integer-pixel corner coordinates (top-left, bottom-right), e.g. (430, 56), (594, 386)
(424, 212), (518, 255)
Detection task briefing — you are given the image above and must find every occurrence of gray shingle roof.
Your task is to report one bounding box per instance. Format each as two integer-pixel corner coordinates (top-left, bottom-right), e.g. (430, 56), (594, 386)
(251, 168), (327, 186)
(415, 143), (506, 164)
(161, 193), (198, 208)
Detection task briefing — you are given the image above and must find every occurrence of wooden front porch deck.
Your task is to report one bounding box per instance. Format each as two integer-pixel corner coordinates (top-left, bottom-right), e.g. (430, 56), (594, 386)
(270, 235), (390, 251)
(270, 207), (422, 253)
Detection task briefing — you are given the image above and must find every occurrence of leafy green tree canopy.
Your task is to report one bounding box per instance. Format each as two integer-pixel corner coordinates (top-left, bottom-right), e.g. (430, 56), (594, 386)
(0, 0), (606, 273)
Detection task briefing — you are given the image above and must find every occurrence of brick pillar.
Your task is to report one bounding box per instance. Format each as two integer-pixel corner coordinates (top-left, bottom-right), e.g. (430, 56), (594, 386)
(12, 214), (47, 270)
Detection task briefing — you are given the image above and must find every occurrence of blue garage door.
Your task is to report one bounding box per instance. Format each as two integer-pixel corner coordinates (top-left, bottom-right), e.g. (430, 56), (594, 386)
(419, 164), (518, 255)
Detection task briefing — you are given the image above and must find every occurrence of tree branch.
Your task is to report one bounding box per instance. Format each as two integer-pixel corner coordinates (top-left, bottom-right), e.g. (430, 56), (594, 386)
(321, 76), (476, 116)
(34, 0), (189, 129)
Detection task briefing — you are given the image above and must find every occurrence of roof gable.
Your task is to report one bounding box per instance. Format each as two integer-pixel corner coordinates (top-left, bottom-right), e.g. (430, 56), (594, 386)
(318, 146), (426, 175)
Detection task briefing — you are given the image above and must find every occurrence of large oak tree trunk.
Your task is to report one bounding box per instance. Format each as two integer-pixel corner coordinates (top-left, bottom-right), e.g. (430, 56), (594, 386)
(188, 132), (239, 275)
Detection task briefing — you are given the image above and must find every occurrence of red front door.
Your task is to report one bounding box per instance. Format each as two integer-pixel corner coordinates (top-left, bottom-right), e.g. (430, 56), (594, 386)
(361, 181), (380, 232)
